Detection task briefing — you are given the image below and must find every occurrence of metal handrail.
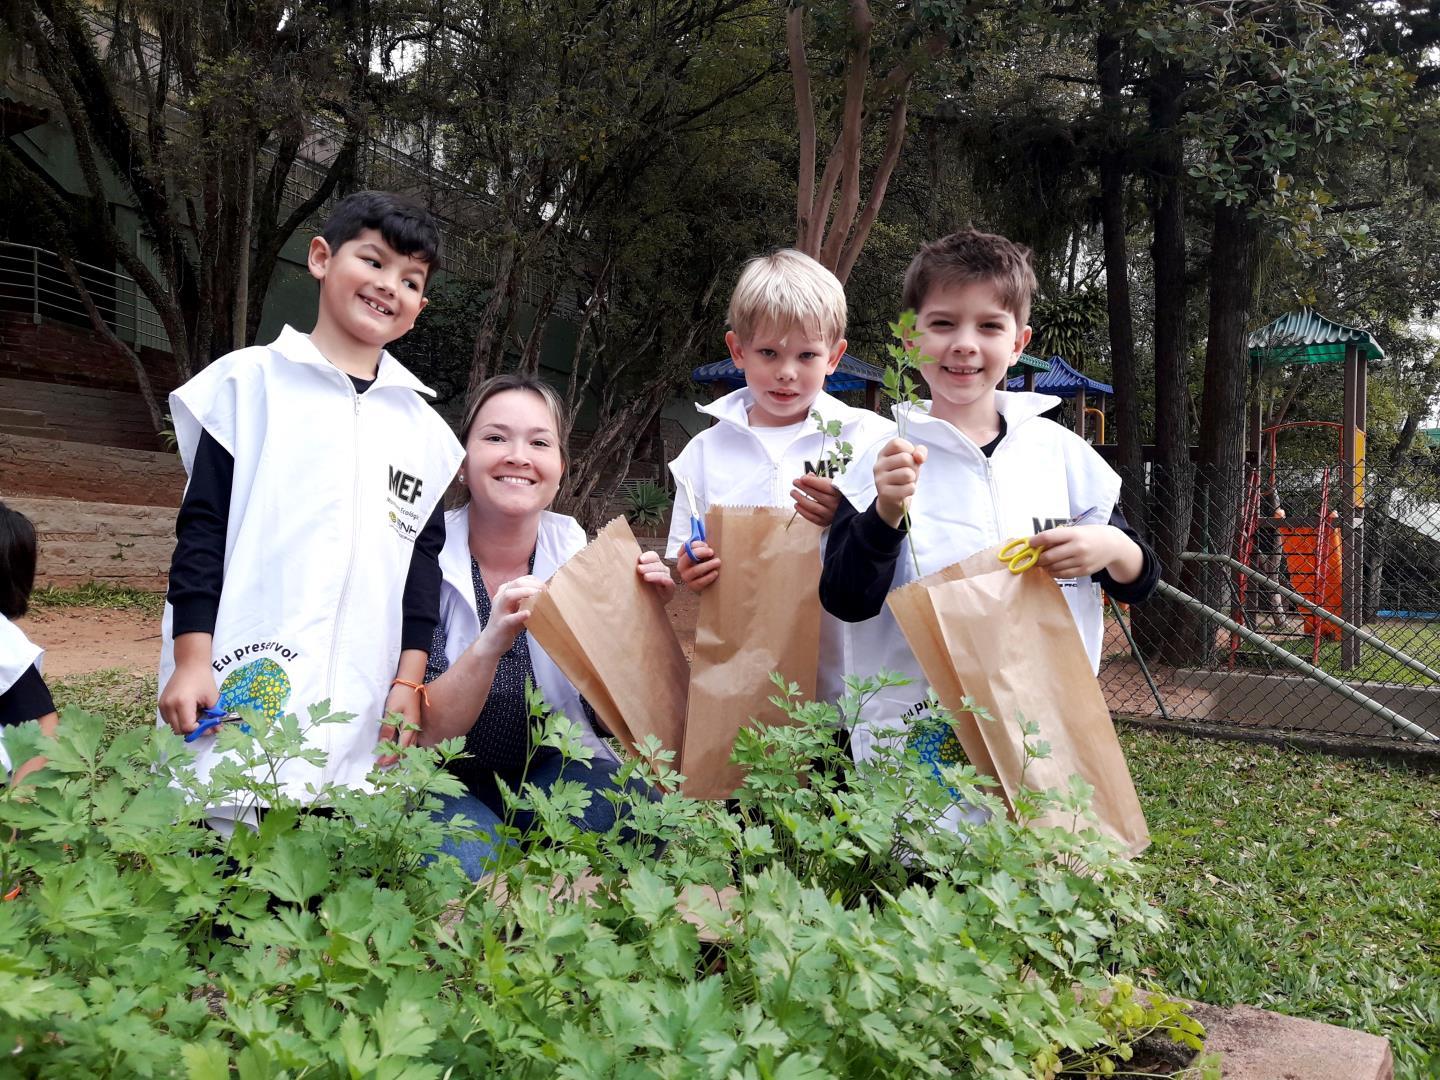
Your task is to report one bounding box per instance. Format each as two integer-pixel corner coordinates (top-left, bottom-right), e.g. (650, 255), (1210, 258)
(1181, 551), (1440, 684)
(1155, 580), (1439, 743)
(0, 242), (168, 352)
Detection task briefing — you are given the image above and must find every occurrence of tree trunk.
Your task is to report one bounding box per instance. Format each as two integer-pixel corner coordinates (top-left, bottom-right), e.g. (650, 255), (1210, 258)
(1134, 58), (1193, 663)
(468, 240), (523, 399)
(1178, 201), (1263, 663)
(1096, 19), (1142, 520)
(232, 143), (254, 350)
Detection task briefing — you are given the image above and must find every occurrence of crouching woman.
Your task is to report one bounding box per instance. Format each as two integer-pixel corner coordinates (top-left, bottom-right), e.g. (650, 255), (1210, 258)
(418, 375), (672, 878)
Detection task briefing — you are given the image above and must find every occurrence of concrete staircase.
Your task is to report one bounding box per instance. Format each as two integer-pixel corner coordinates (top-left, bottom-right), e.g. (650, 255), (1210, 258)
(0, 377), (166, 452)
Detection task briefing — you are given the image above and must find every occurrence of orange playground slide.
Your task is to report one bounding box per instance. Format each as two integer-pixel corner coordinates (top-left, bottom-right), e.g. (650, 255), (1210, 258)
(1276, 525), (1343, 640)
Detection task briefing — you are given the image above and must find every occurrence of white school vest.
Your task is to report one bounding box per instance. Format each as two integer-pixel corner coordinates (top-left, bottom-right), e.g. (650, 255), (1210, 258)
(158, 325), (464, 812)
(666, 387), (893, 702)
(833, 392), (1121, 769)
(437, 508), (617, 764)
(0, 614), (45, 774)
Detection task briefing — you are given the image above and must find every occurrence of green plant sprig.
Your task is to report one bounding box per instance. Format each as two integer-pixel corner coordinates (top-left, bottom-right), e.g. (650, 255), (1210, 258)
(883, 309), (935, 579)
(786, 408), (853, 530)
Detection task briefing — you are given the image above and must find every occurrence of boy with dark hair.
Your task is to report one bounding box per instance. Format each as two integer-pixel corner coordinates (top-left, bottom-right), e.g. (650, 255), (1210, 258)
(821, 227), (1158, 797)
(158, 190), (464, 826)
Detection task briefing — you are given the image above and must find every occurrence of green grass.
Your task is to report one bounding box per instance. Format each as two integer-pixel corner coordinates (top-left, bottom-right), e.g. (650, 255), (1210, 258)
(1121, 726), (1440, 1078)
(30, 582), (166, 618)
(48, 669), (159, 747)
(1240, 619), (1440, 686)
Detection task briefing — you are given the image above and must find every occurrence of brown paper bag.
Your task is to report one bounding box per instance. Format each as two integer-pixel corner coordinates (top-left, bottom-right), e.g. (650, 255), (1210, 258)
(681, 506), (822, 799)
(888, 546), (1149, 856)
(522, 517), (687, 764)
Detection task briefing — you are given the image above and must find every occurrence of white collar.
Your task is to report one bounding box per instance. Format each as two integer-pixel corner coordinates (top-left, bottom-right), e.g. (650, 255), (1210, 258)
(893, 389), (1060, 447)
(273, 325), (436, 397)
(696, 386), (866, 432)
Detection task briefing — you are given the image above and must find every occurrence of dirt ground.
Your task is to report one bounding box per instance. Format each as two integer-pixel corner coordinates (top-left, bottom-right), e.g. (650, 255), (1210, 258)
(18, 587), (704, 679)
(16, 606), (164, 678)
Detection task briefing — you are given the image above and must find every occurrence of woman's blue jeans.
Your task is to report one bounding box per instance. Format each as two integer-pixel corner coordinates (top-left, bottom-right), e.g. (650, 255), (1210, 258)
(430, 751), (655, 880)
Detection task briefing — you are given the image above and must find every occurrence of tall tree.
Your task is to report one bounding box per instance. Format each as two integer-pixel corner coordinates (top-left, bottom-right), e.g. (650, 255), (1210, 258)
(3, 0), (387, 388)
(787, 0), (944, 282)
(1094, 1), (1142, 511)
(1171, 2), (1408, 643)
(410, 0), (779, 402)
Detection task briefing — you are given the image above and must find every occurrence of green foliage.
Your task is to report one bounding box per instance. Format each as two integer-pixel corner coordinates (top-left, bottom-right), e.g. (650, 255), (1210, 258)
(786, 410), (853, 530)
(1136, 4), (1411, 256)
(1030, 288), (1109, 373)
(0, 673), (1203, 1077)
(624, 481), (673, 530)
(387, 278), (494, 406)
(883, 310), (933, 578)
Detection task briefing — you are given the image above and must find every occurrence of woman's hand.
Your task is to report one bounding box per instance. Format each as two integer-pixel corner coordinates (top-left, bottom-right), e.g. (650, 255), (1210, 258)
(473, 575), (545, 660)
(636, 549), (676, 603)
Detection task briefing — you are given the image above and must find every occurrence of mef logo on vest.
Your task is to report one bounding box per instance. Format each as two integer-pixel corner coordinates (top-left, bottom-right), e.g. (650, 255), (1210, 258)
(388, 465), (425, 504)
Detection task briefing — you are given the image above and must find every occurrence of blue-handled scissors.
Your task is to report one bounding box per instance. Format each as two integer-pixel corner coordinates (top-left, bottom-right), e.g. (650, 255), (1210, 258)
(678, 476), (707, 564)
(997, 505), (1105, 574)
(184, 706), (251, 743)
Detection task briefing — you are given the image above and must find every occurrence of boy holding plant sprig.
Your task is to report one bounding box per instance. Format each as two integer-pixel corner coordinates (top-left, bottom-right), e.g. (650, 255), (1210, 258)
(820, 227), (1158, 788)
(663, 248), (891, 701)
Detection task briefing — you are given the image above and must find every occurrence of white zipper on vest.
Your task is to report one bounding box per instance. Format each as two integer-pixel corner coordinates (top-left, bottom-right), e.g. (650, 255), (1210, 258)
(326, 385), (364, 710)
(985, 457), (1004, 544)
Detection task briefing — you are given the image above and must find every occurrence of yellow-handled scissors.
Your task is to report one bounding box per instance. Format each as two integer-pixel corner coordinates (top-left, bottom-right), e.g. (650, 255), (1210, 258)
(998, 538), (1042, 574)
(997, 504), (1104, 574)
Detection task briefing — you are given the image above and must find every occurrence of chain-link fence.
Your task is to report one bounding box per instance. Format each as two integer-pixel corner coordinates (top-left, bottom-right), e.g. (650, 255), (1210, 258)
(1100, 456), (1440, 752)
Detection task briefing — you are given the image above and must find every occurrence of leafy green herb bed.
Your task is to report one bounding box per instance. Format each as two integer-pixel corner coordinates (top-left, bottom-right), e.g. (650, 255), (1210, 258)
(1120, 727), (1440, 1079)
(9, 674), (1433, 1076)
(3, 678), (1213, 1078)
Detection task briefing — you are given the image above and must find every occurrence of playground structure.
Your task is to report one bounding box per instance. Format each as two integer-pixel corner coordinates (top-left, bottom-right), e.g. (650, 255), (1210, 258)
(1005, 354), (1113, 443)
(1094, 308), (1440, 747)
(1232, 420), (1345, 666)
(1234, 308), (1385, 673)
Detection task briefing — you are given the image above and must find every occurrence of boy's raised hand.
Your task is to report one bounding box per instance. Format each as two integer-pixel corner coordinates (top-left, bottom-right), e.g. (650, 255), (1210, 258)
(790, 473), (843, 527)
(159, 632), (217, 735)
(676, 543), (721, 592)
(874, 438), (928, 529)
(1028, 523), (1143, 583)
(636, 549), (676, 602)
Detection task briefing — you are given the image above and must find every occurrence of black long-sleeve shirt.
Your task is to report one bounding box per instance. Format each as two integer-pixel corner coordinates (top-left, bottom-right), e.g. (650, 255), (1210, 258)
(820, 421), (1160, 624)
(0, 665), (55, 728)
(166, 374), (446, 652)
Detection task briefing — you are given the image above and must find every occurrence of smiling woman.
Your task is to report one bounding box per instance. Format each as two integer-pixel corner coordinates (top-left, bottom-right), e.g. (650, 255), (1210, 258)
(414, 375), (673, 879)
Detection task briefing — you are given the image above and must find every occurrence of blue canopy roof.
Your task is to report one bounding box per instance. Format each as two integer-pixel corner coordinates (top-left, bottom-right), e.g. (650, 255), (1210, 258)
(692, 352), (884, 393)
(1005, 355), (1112, 397)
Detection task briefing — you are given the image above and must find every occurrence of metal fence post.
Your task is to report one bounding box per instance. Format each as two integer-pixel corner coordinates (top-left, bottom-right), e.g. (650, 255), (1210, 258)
(31, 247), (41, 324)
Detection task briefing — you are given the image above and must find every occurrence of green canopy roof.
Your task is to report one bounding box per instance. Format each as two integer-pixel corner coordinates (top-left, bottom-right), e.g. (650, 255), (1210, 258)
(1007, 353), (1052, 379)
(1248, 308), (1385, 367)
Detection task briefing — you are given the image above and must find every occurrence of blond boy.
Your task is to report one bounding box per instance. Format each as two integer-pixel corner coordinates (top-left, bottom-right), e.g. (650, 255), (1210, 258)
(664, 248), (892, 700)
